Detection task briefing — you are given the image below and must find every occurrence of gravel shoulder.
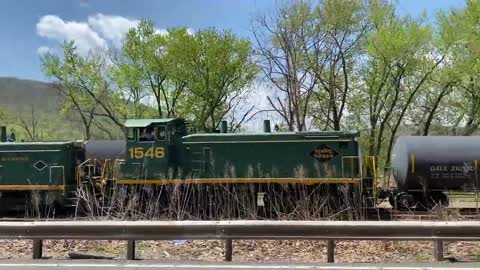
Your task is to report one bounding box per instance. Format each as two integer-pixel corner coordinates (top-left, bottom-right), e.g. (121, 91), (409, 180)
(0, 239), (479, 263)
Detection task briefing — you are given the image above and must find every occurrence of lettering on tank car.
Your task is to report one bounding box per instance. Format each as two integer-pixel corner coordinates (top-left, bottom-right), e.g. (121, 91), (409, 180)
(309, 144), (339, 162)
(450, 165), (473, 173)
(429, 162), (477, 178)
(429, 166), (448, 172)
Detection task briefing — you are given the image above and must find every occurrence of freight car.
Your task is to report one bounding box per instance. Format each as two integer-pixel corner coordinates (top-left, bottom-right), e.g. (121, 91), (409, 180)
(388, 136), (480, 209)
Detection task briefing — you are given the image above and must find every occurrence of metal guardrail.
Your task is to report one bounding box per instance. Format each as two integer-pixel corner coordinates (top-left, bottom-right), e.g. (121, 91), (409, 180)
(2, 220), (480, 262)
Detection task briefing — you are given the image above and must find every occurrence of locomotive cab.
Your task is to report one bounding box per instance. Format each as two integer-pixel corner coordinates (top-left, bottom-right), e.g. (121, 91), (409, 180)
(118, 118), (188, 182)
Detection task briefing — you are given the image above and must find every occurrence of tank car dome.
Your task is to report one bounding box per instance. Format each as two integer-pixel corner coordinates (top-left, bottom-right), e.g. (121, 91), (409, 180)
(85, 140), (126, 160)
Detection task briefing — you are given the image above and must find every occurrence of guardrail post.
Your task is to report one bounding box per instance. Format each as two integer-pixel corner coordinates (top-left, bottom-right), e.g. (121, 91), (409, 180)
(433, 240), (443, 261)
(225, 239), (233, 261)
(32, 240), (43, 259)
(327, 240), (335, 263)
(127, 240), (136, 260)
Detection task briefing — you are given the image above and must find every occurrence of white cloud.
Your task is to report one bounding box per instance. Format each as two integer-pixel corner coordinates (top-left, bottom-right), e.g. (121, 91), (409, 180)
(36, 14), (177, 55)
(36, 46), (51, 56)
(36, 15), (107, 56)
(187, 28), (195, 36)
(155, 29), (169, 36)
(88, 14), (139, 48)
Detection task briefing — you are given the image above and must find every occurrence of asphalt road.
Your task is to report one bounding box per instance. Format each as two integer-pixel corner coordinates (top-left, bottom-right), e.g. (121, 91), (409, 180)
(0, 261), (479, 270)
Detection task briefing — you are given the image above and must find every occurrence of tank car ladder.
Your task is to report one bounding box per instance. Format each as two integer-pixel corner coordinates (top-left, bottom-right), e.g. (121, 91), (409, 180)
(362, 156), (378, 207)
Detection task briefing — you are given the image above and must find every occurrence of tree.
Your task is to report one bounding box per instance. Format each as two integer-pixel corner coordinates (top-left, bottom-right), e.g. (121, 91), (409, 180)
(42, 21), (258, 134)
(253, 0), (369, 131)
(182, 29), (257, 131)
(42, 41), (126, 138)
(42, 43), (98, 139)
(18, 105), (39, 141)
(434, 0), (480, 135)
(253, 1), (317, 131)
(0, 108), (7, 122)
(309, 0), (369, 131)
(114, 20), (192, 118)
(359, 2), (444, 169)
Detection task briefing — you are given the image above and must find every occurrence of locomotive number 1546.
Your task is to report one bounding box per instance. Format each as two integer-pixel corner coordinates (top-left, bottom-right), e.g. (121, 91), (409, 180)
(128, 147), (165, 159)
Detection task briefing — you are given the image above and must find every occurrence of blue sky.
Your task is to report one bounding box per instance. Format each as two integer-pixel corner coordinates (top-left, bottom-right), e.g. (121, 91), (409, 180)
(0, 0), (465, 82)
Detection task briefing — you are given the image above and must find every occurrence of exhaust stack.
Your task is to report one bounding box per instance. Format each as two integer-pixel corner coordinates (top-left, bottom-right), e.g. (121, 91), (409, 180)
(0, 126), (6, 142)
(220, 121), (228, 133)
(263, 120), (271, 133)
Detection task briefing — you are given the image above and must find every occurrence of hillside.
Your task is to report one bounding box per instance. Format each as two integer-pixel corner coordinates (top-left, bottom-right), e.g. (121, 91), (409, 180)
(0, 77), (123, 141)
(0, 77), (61, 111)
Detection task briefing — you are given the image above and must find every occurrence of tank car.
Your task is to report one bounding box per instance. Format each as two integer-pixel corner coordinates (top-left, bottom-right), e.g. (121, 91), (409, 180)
(390, 136), (480, 209)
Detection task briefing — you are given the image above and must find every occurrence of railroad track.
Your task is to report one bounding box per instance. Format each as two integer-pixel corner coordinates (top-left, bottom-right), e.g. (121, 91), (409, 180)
(369, 207), (480, 220)
(0, 216), (91, 222)
(1, 208), (479, 222)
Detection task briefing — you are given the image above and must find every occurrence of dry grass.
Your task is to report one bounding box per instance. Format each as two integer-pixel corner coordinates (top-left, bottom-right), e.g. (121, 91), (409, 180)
(74, 181), (365, 221)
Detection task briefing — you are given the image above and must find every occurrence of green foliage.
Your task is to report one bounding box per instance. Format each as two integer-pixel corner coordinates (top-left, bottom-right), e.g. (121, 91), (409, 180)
(40, 20), (256, 137)
(0, 77), (124, 141)
(115, 21), (257, 131)
(181, 29), (257, 131)
(12, 1), (480, 176)
(432, 0), (480, 135)
(0, 109), (7, 122)
(114, 20), (193, 118)
(41, 41), (126, 139)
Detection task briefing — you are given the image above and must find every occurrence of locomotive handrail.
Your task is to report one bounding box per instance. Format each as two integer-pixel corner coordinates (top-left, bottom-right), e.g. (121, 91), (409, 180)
(2, 220), (479, 262)
(76, 159), (92, 187)
(76, 159), (107, 191)
(99, 159), (111, 185)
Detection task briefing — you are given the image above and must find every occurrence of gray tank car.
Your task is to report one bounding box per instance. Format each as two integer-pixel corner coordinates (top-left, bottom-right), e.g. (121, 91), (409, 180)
(389, 136), (480, 209)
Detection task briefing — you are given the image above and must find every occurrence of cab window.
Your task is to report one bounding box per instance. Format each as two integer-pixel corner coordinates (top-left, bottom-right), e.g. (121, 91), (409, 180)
(157, 126), (167, 141)
(139, 127), (155, 142)
(127, 128), (136, 141)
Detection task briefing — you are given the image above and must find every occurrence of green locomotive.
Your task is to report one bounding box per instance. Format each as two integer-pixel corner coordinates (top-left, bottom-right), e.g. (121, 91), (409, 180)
(0, 118), (375, 214)
(117, 118), (364, 185)
(0, 139), (83, 210)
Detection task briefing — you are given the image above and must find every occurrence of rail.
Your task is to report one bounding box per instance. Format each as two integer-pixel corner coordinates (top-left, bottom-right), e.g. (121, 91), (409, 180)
(2, 220), (479, 262)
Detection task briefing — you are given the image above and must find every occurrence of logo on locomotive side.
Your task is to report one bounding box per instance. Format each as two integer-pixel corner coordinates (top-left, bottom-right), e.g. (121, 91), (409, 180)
(309, 144), (339, 162)
(1, 156), (29, 162)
